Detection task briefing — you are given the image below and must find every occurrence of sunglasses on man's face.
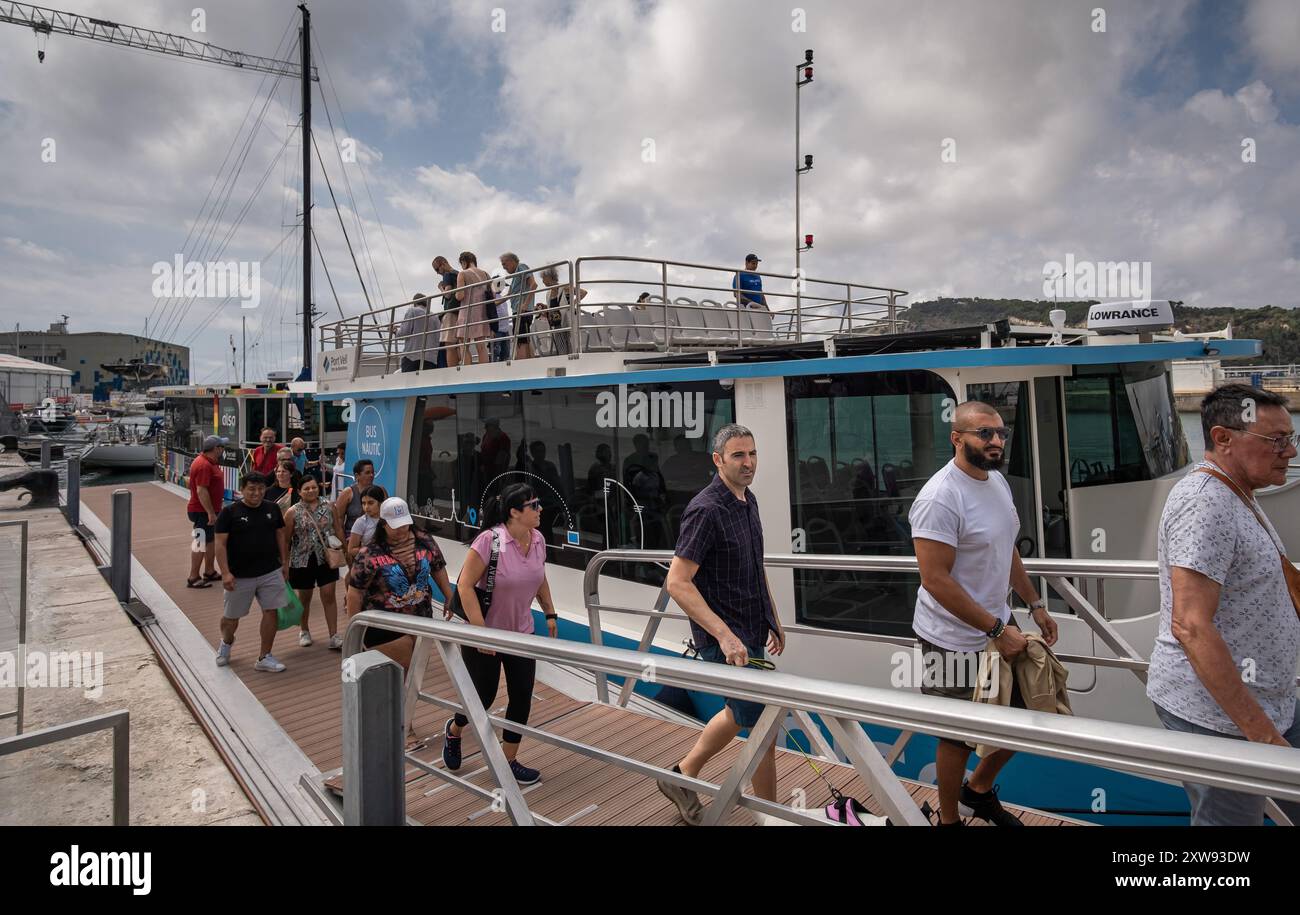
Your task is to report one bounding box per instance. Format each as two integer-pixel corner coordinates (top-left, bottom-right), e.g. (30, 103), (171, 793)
(957, 426), (1012, 443)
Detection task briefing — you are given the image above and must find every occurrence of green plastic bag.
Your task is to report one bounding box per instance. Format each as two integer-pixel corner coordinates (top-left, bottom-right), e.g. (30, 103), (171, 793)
(277, 581), (304, 631)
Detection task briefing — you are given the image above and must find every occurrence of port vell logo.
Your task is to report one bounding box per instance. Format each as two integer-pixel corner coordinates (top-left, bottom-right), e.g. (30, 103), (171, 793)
(49, 846), (151, 895)
(151, 254), (261, 310)
(595, 385), (705, 438)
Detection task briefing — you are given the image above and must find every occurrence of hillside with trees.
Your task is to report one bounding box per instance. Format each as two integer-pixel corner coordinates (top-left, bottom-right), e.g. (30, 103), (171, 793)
(901, 299), (1299, 365)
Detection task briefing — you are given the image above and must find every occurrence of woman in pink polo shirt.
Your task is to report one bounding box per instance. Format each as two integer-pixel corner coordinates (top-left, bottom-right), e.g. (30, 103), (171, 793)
(442, 483), (557, 785)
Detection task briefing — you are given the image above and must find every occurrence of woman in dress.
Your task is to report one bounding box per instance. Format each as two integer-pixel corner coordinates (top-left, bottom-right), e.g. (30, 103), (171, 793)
(454, 250), (493, 366)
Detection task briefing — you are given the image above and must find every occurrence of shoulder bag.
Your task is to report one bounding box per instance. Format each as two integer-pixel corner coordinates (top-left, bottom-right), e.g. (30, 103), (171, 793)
(449, 527), (500, 620)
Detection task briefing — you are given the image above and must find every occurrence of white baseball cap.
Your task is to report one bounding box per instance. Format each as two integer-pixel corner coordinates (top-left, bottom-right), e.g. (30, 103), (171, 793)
(379, 497), (413, 529)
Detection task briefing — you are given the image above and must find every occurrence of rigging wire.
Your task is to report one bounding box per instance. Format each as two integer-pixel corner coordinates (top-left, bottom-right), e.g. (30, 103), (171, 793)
(311, 129), (374, 312)
(310, 229), (347, 321)
(312, 32), (407, 303)
(149, 18), (298, 342)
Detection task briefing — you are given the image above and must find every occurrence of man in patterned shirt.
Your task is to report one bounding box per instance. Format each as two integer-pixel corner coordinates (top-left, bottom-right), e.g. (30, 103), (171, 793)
(656, 423), (785, 825)
(1148, 384), (1300, 825)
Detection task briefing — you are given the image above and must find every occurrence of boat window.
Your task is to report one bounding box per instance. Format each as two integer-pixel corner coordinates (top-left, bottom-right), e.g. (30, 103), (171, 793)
(165, 396), (214, 455)
(405, 381), (734, 583)
(965, 382), (1037, 560)
(786, 371), (956, 636)
(1065, 362), (1187, 486)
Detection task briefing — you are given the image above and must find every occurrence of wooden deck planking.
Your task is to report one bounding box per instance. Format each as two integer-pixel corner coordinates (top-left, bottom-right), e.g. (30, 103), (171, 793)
(82, 482), (1085, 827)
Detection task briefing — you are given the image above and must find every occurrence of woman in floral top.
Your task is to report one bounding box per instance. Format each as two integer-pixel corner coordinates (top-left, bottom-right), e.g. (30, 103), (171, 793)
(283, 476), (344, 649)
(345, 496), (452, 672)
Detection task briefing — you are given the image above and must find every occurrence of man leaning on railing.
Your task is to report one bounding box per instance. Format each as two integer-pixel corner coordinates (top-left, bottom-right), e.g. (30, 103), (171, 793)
(1147, 383), (1300, 826)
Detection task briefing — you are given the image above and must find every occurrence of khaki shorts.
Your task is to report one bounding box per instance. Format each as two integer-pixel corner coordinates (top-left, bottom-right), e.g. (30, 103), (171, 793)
(223, 570), (285, 619)
(916, 627), (1024, 750)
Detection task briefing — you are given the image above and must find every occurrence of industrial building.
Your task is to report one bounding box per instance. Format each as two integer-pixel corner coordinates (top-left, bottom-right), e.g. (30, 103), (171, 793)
(0, 320), (189, 400)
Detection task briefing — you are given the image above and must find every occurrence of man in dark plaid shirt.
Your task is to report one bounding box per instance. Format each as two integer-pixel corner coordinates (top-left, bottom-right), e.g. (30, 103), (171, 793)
(656, 423), (785, 824)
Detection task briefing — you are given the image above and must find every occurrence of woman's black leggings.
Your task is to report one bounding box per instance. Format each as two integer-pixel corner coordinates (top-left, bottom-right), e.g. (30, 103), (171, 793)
(452, 646), (536, 744)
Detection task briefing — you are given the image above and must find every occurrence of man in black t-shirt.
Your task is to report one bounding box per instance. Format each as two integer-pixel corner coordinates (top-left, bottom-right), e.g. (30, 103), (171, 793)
(214, 472), (289, 672)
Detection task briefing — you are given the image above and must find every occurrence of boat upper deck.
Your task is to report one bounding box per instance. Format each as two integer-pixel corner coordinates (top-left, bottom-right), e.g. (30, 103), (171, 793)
(312, 255), (1263, 399)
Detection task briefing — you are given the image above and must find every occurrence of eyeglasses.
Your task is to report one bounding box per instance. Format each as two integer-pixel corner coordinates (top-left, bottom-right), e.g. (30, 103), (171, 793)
(956, 426), (1011, 443)
(1237, 429), (1300, 454)
(522, 499), (542, 511)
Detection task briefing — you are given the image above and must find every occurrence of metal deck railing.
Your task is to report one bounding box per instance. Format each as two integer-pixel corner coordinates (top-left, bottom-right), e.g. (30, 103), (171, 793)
(315, 255), (909, 381)
(338, 610), (1300, 826)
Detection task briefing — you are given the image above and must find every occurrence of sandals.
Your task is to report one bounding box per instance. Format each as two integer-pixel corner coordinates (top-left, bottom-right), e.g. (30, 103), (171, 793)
(202, 571), (222, 582)
(186, 577), (213, 589)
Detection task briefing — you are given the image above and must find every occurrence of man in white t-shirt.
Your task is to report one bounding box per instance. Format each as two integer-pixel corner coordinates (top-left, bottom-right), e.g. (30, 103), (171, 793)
(909, 400), (1058, 826)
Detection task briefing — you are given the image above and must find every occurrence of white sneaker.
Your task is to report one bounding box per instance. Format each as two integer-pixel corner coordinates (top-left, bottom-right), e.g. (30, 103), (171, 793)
(254, 653), (286, 672)
(299, 630), (313, 647)
(328, 634), (344, 650)
(215, 641), (231, 667)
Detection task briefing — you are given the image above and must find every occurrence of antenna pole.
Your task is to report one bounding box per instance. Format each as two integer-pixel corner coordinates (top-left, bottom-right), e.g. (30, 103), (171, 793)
(299, 3), (313, 380)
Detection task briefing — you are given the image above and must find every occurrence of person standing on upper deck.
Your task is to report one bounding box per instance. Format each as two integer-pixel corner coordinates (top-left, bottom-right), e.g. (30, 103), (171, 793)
(249, 427), (280, 476)
(732, 254), (767, 310)
(1148, 384), (1300, 826)
(454, 251), (492, 367)
(398, 293), (439, 373)
(434, 256), (460, 369)
(908, 400), (1056, 826)
(500, 253), (537, 360)
(656, 423), (786, 825)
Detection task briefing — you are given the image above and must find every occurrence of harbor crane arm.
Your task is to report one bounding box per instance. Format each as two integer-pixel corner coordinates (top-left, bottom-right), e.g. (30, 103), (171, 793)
(0, 1), (317, 78)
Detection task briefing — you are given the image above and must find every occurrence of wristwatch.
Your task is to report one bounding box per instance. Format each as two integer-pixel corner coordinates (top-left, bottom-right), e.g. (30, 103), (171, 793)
(1029, 599), (1047, 611)
(545, 613), (558, 621)
(986, 618), (1006, 639)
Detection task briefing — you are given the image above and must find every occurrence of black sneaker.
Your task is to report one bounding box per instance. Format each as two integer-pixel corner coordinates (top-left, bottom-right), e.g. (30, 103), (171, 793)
(960, 781), (1023, 827)
(442, 718), (462, 771)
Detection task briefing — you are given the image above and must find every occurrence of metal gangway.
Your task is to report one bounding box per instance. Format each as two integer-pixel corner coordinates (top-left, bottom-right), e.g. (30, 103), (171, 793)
(327, 550), (1300, 826)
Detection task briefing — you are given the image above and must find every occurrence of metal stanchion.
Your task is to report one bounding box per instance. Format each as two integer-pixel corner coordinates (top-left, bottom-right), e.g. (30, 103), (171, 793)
(341, 651), (405, 825)
(39, 439), (51, 469)
(110, 489), (131, 603)
(66, 453), (80, 528)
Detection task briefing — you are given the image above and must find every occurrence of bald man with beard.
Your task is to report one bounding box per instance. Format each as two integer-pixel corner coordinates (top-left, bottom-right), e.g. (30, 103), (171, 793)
(908, 400), (1057, 826)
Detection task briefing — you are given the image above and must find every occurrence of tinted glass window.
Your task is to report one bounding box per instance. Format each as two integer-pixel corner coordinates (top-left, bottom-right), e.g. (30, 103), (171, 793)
(1065, 362), (1187, 486)
(405, 381), (734, 583)
(786, 371), (956, 636)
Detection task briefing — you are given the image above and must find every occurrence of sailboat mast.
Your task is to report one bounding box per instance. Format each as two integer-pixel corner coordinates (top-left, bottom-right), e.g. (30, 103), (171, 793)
(299, 3), (313, 380)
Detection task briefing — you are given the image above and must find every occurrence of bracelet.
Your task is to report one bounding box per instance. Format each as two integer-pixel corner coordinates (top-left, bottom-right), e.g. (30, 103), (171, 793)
(986, 618), (1005, 639)
(545, 613), (557, 621)
(1030, 599), (1047, 611)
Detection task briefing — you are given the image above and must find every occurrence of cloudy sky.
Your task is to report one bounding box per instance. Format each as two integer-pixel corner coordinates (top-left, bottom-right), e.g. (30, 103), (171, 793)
(1, 0), (1297, 382)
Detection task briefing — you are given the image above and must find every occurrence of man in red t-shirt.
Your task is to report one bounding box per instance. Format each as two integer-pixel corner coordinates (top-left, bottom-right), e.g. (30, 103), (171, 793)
(187, 435), (228, 588)
(249, 427), (280, 476)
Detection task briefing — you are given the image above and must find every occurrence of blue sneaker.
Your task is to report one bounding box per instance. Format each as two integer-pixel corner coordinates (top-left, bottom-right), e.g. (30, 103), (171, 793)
(509, 759), (540, 785)
(442, 718), (462, 771)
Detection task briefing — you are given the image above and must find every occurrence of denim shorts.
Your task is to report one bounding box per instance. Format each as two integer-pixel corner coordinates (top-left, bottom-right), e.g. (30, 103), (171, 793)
(698, 642), (767, 729)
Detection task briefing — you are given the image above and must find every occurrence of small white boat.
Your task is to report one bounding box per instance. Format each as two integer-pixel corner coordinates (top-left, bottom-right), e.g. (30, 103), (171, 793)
(80, 442), (156, 469)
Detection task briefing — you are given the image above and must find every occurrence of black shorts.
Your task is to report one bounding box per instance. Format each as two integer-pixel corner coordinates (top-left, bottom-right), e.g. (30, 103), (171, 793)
(288, 554), (339, 590)
(188, 511), (214, 543)
(359, 609), (429, 649)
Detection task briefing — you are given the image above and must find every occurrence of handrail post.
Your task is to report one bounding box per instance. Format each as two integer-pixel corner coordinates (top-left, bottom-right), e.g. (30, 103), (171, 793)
(40, 438), (51, 469)
(341, 650), (405, 825)
(66, 453), (80, 528)
(112, 711), (130, 825)
(110, 489), (131, 603)
(700, 704), (785, 826)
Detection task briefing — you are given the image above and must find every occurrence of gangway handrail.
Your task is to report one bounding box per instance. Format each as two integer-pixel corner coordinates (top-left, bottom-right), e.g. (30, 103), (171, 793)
(341, 611), (1300, 827)
(580, 549), (1300, 701)
(0, 710), (129, 825)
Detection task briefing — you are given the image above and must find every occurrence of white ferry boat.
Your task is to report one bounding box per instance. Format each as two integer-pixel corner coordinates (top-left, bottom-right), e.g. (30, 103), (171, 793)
(312, 254), (1300, 822)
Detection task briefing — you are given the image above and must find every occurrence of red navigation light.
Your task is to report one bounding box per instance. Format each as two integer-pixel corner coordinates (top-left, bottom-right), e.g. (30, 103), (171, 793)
(805, 234), (814, 247)
(804, 66), (813, 80)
